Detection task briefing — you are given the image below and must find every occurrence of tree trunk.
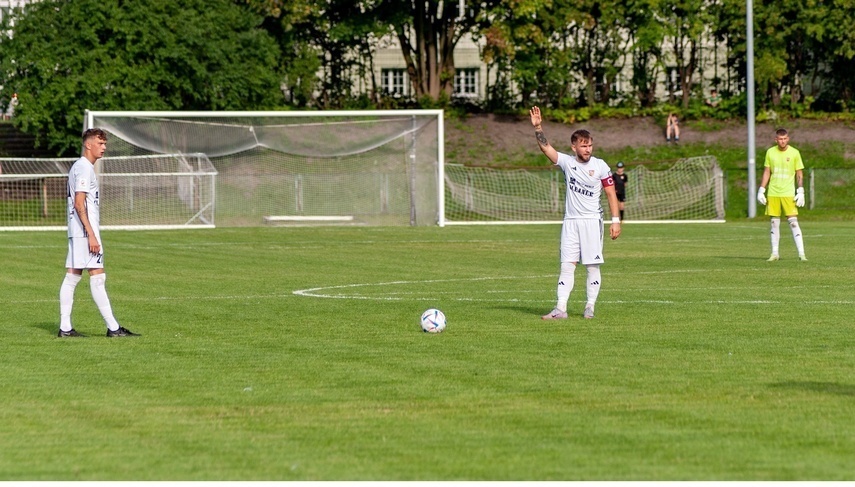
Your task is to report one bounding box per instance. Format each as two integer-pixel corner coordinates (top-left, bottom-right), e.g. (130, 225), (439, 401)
(680, 40), (698, 109)
(391, 0), (492, 101)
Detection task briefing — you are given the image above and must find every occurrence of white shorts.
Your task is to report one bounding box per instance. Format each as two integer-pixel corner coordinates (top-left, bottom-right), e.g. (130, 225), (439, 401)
(559, 218), (604, 265)
(66, 237), (104, 269)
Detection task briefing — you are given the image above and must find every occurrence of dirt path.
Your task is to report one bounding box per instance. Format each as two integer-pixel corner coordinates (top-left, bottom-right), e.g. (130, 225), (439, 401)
(445, 114), (855, 165)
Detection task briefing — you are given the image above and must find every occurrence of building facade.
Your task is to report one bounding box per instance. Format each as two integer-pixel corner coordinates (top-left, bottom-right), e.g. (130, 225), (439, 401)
(372, 32), (731, 106)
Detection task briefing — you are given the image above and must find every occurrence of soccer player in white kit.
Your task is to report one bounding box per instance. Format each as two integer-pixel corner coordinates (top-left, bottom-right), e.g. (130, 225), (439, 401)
(529, 106), (622, 319)
(57, 128), (139, 337)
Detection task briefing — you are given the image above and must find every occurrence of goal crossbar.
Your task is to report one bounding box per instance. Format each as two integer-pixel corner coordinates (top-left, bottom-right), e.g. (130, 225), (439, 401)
(85, 110), (446, 227)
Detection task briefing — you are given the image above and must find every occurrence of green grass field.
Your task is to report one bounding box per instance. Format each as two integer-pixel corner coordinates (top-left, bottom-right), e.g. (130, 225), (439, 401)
(1, 222), (853, 480)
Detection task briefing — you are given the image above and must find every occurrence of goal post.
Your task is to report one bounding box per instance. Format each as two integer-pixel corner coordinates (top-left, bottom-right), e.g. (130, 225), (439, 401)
(443, 155), (726, 224)
(85, 110), (446, 227)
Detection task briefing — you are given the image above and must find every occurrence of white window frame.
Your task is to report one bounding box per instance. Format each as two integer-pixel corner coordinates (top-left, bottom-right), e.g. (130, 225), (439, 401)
(381, 68), (409, 97)
(666, 67), (683, 94)
(454, 68), (479, 98)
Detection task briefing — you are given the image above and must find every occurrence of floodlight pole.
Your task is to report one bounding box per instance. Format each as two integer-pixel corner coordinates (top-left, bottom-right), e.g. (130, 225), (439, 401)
(746, 0), (757, 218)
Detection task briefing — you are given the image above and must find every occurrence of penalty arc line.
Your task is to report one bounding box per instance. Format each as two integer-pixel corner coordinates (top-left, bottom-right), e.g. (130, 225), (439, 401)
(290, 275), (855, 305)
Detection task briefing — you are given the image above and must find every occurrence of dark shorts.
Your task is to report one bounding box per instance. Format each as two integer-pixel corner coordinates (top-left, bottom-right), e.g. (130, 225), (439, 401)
(616, 193), (626, 202)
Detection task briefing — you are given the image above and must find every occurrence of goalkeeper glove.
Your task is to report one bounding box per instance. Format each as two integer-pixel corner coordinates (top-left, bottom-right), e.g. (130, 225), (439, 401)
(757, 187), (767, 205)
(794, 187), (805, 207)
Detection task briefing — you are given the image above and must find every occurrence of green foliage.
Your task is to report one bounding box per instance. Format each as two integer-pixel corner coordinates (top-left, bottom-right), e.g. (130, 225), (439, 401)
(0, 0), (282, 156)
(538, 96), (855, 125)
(2, 0), (854, 144)
(1, 224), (855, 479)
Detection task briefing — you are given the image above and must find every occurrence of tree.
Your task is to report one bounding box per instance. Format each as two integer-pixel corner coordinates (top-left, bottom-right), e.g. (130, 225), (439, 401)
(247, 0), (389, 108)
(562, 0), (631, 106)
(0, 0), (282, 155)
(623, 0), (666, 107)
(479, 0), (558, 108)
(660, 0), (712, 109)
(375, 0), (501, 101)
(814, 0), (855, 108)
(713, 0), (853, 109)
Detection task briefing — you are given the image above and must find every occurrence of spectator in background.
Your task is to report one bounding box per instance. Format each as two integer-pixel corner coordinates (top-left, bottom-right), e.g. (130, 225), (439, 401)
(3, 93), (18, 121)
(706, 89), (721, 108)
(614, 162), (628, 221)
(665, 112), (680, 143)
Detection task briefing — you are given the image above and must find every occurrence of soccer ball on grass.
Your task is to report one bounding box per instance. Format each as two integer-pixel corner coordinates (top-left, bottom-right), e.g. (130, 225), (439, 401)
(420, 308), (447, 333)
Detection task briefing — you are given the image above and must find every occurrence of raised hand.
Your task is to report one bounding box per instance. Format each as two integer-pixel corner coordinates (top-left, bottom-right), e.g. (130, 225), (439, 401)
(530, 106), (542, 127)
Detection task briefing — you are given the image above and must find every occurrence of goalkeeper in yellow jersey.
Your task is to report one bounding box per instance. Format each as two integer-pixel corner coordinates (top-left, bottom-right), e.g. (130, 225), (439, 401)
(756, 128), (807, 261)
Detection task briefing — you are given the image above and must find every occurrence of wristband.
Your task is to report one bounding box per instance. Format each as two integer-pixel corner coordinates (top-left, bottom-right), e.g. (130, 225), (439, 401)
(611, 217), (621, 224)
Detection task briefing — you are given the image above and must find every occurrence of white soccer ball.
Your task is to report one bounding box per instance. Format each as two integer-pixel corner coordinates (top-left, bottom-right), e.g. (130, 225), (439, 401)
(420, 308), (447, 333)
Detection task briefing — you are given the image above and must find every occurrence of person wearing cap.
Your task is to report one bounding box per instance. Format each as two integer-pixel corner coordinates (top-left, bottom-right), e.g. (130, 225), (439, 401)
(614, 162), (628, 221)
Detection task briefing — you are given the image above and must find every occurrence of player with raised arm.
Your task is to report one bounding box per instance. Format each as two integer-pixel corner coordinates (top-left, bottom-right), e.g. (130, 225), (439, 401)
(756, 128), (807, 261)
(530, 106), (621, 319)
(57, 128), (139, 337)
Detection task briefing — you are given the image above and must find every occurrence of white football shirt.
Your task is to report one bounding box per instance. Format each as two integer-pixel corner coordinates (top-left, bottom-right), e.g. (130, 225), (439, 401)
(555, 152), (614, 219)
(67, 157), (100, 238)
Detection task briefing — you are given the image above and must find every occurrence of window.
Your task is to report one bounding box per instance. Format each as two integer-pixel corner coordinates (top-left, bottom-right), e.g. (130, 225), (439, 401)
(381, 69), (408, 97)
(454, 68), (479, 98)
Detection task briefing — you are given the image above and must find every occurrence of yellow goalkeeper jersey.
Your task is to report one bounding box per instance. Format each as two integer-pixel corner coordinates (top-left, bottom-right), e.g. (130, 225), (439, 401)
(764, 145), (804, 197)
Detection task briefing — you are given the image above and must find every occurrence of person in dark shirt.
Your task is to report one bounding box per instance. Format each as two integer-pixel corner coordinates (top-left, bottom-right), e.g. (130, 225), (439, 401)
(614, 161), (628, 221)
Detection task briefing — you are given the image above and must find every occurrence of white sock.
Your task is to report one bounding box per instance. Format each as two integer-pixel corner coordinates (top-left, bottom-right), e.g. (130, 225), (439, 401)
(788, 217), (805, 255)
(586, 264), (602, 308)
(556, 262), (575, 312)
(90, 273), (120, 331)
(770, 218), (781, 255)
(59, 273), (82, 331)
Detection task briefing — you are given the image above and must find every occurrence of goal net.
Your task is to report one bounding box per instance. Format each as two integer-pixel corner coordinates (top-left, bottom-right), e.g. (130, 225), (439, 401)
(627, 156), (725, 221)
(808, 168), (855, 211)
(444, 155), (725, 223)
(0, 154), (216, 230)
(86, 110), (444, 227)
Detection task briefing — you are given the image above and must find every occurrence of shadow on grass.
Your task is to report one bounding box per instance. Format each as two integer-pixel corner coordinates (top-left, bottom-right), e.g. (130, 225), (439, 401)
(34, 322), (58, 336)
(771, 381), (855, 397)
(494, 304), (548, 316)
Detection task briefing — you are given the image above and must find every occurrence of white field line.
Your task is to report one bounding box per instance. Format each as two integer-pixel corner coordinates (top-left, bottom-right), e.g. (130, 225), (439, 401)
(2, 272), (848, 306)
(292, 275), (552, 300)
(291, 275), (854, 304)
